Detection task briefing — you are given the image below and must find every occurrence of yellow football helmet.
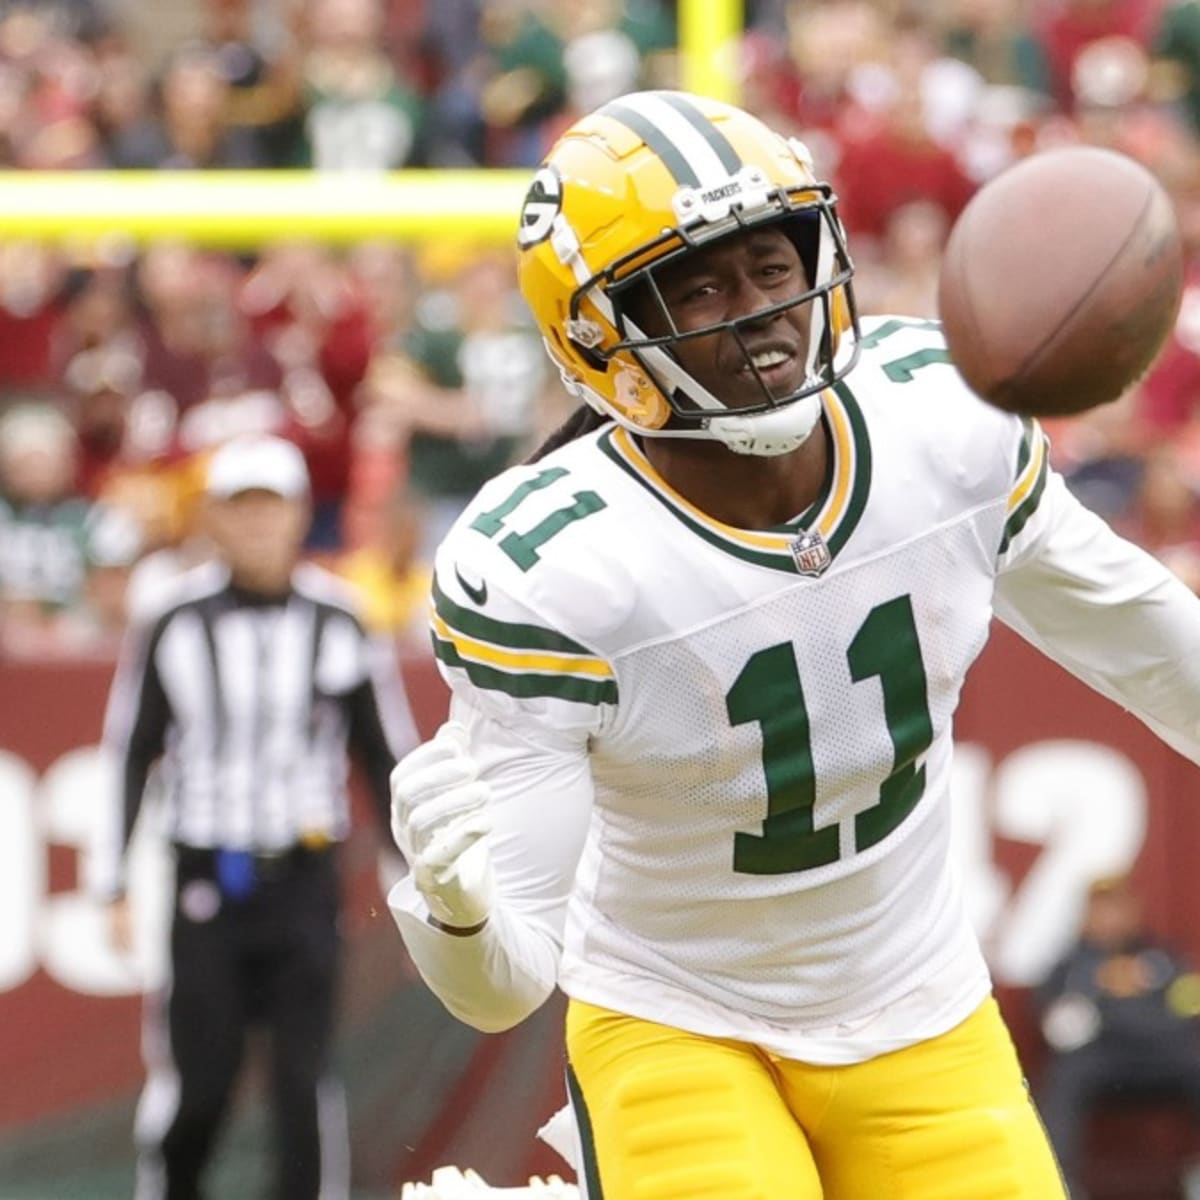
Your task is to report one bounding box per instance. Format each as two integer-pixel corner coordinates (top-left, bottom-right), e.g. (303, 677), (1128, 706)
(517, 91), (860, 456)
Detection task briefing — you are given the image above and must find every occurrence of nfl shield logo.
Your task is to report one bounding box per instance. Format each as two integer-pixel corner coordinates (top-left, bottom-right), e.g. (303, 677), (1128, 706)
(789, 529), (831, 577)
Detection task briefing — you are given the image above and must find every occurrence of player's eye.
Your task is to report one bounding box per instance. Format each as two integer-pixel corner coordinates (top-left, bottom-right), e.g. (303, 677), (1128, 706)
(670, 280), (720, 306)
(760, 261), (795, 282)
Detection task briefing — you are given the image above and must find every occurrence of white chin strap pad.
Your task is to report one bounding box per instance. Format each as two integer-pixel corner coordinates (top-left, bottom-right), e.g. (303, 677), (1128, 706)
(706, 394), (823, 456)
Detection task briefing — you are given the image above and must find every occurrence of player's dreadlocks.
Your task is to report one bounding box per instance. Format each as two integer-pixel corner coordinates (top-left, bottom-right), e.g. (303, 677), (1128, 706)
(525, 404), (610, 463)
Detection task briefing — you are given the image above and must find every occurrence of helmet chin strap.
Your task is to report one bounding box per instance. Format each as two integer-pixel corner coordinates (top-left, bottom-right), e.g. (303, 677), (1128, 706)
(705, 393), (824, 456)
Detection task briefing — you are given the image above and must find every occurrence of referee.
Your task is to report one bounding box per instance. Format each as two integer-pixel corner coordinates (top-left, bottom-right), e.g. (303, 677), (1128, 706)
(100, 435), (417, 1200)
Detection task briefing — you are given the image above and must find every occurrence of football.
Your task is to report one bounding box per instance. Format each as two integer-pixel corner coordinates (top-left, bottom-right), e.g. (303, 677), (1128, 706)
(937, 145), (1184, 417)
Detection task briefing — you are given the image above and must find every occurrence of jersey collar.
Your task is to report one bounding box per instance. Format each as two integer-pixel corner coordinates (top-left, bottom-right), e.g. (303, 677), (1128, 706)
(598, 384), (872, 575)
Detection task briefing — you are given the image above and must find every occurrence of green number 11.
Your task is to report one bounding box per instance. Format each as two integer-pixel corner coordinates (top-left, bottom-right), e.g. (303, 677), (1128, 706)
(728, 594), (932, 875)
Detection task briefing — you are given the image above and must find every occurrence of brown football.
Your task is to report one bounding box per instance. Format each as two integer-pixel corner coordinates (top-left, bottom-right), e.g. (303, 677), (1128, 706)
(937, 145), (1184, 417)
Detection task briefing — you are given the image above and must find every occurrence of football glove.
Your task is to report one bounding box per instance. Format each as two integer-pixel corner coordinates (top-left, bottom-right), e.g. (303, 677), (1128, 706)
(400, 1166), (579, 1199)
(390, 722), (494, 931)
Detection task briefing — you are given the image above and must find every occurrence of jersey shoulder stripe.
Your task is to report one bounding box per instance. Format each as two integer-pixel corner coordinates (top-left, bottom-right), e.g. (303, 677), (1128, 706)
(855, 315), (1046, 529)
(431, 577), (618, 706)
(857, 315), (943, 351)
(856, 316), (957, 386)
(1000, 418), (1049, 553)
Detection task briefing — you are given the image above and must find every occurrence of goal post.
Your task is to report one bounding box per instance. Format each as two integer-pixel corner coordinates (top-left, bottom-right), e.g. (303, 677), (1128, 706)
(0, 0), (742, 249)
(0, 169), (532, 248)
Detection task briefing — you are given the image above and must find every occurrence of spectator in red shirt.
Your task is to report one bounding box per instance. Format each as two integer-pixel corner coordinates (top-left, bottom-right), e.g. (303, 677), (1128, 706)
(0, 242), (69, 392)
(239, 243), (378, 547)
(834, 73), (977, 244)
(63, 343), (144, 498)
(1132, 146), (1200, 436)
(1034, 0), (1162, 111)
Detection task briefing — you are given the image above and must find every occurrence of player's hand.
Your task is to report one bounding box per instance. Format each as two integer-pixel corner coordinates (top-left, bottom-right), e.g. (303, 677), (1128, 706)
(401, 1165), (580, 1198)
(390, 722), (494, 931)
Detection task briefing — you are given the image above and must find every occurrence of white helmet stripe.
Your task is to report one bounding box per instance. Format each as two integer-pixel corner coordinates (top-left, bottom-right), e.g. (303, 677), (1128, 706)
(606, 92), (736, 190)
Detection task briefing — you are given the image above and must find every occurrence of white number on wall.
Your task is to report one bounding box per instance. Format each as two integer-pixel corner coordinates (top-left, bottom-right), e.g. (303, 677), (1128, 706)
(954, 739), (1147, 986)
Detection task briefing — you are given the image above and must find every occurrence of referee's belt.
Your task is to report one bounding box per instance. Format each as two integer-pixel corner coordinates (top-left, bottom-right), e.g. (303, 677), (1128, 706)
(174, 841), (333, 882)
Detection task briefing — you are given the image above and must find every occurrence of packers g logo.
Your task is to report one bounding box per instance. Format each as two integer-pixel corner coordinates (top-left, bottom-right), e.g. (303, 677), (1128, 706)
(518, 166), (562, 248)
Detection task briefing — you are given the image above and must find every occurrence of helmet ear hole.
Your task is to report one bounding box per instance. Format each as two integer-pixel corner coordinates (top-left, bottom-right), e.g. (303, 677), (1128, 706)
(572, 339), (608, 372)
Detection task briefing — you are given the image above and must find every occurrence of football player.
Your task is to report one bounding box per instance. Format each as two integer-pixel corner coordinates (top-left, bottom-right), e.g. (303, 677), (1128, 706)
(389, 91), (1200, 1198)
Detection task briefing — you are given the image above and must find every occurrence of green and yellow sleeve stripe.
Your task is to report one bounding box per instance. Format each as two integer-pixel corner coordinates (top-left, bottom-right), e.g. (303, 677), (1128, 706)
(999, 418), (1049, 555)
(431, 579), (617, 706)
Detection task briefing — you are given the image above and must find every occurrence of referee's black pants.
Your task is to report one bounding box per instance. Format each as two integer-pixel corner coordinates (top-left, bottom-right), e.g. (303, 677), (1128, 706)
(139, 845), (344, 1200)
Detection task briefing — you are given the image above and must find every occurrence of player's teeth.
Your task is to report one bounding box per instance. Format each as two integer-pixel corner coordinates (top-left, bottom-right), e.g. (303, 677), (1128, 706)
(751, 351), (789, 369)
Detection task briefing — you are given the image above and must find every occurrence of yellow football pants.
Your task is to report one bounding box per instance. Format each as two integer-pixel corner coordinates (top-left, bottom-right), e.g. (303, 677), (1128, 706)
(564, 996), (1067, 1200)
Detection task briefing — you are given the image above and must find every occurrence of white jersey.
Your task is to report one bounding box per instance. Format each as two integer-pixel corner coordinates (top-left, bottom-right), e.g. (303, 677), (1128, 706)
(391, 316), (1200, 1063)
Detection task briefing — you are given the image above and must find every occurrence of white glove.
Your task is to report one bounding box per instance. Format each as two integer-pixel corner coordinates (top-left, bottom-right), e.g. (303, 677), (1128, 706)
(401, 1167), (490, 1199)
(390, 722), (494, 931)
(401, 1166), (579, 1199)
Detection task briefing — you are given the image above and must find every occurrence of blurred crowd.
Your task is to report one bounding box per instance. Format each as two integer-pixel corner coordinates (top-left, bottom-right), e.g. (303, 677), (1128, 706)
(4, 0), (1200, 659)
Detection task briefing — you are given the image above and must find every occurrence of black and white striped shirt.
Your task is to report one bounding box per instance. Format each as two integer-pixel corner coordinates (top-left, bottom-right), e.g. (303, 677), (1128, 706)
(101, 560), (416, 894)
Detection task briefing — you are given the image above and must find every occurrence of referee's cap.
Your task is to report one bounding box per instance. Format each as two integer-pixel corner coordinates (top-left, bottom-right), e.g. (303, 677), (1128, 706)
(205, 435), (310, 500)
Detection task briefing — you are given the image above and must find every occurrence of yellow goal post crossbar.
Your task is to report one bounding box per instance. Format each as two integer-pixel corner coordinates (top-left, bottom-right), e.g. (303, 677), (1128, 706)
(0, 0), (742, 249)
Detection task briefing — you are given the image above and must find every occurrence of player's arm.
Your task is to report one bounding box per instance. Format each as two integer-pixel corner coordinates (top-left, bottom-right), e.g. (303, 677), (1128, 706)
(388, 534), (611, 1032)
(390, 459), (619, 1031)
(993, 425), (1200, 763)
(388, 694), (593, 1033)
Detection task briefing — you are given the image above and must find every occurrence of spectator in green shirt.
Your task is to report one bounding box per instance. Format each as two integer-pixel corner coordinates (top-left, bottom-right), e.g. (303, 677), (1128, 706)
(366, 249), (547, 558)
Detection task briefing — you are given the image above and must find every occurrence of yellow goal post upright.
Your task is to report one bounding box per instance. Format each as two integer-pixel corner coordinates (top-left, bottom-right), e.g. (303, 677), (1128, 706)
(0, 0), (742, 249)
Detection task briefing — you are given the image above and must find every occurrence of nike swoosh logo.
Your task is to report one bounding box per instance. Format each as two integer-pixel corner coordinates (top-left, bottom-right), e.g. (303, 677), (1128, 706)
(454, 565), (488, 606)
